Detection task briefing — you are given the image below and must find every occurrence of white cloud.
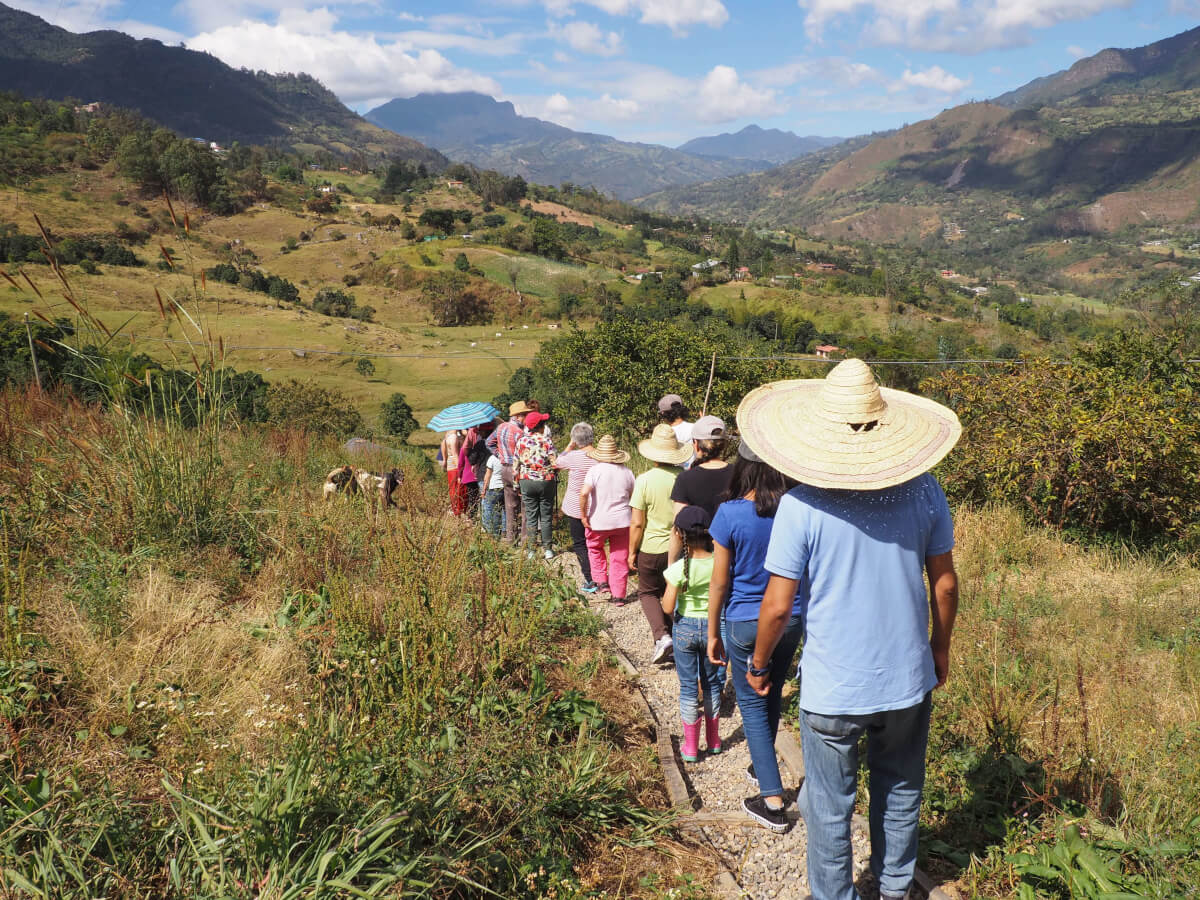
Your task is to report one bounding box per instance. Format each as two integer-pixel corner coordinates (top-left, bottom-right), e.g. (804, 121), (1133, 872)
(593, 92), (641, 119)
(187, 8), (501, 104)
(754, 57), (883, 89)
(538, 92), (577, 126)
(1067, 44), (1087, 57)
(899, 65), (970, 93)
(390, 28), (526, 56)
(796, 0), (1133, 51)
(543, 0), (728, 33)
(696, 65), (780, 122)
(547, 19), (623, 55)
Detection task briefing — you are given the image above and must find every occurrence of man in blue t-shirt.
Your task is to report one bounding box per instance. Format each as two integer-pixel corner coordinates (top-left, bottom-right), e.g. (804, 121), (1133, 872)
(735, 359), (963, 900)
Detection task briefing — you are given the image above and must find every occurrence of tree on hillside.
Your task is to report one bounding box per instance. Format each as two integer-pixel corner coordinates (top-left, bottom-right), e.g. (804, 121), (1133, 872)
(421, 271), (491, 326)
(726, 237), (740, 272)
(418, 208), (456, 234)
(381, 160), (417, 197)
(266, 380), (363, 436)
(531, 217), (565, 260)
(380, 392), (419, 441)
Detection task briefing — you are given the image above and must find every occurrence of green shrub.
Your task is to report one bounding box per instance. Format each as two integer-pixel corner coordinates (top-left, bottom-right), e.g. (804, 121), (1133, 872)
(266, 379), (363, 436)
(379, 392), (419, 441)
(925, 333), (1200, 547)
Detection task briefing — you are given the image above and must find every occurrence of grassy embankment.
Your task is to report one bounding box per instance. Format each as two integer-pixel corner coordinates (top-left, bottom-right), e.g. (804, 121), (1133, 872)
(0, 363), (720, 897)
(917, 505), (1200, 896)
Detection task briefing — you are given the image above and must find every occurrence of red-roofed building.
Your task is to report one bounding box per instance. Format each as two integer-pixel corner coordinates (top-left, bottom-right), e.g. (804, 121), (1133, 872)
(814, 344), (842, 359)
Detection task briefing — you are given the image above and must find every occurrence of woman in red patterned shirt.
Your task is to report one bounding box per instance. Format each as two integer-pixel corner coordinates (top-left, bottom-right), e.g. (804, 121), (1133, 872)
(516, 411), (557, 559)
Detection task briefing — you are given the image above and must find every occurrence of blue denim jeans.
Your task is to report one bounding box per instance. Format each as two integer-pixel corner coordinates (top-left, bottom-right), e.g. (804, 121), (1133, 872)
(799, 693), (932, 900)
(673, 616), (721, 723)
(727, 615), (803, 799)
(481, 487), (504, 537)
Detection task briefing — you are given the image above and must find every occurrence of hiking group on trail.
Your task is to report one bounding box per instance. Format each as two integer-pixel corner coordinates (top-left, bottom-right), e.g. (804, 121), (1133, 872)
(427, 359), (962, 900)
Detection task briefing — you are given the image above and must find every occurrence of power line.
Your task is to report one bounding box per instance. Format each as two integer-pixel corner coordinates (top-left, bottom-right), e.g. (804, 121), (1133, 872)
(125, 335), (538, 361)
(117, 336), (1200, 367)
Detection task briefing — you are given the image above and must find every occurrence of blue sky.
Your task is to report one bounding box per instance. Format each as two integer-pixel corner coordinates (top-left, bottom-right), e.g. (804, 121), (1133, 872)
(9, 0), (1199, 145)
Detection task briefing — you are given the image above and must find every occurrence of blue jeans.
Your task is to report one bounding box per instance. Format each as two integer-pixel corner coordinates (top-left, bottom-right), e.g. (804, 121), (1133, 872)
(800, 693), (932, 900)
(481, 488), (504, 537)
(727, 615), (803, 799)
(673, 616), (721, 723)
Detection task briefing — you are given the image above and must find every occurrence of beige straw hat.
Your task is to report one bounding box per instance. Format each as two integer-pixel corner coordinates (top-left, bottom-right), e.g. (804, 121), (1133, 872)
(586, 434), (630, 464)
(736, 358), (961, 490)
(638, 423), (693, 466)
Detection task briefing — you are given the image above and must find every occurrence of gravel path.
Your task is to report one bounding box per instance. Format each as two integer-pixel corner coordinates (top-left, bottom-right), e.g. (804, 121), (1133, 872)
(548, 552), (884, 900)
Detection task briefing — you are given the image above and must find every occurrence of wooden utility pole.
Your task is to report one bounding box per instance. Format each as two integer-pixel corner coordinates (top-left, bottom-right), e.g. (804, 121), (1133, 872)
(24, 313), (42, 393)
(701, 351), (717, 416)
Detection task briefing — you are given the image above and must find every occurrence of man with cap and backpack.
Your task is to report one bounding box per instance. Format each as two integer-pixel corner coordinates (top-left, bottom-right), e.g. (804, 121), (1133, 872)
(740, 359), (962, 900)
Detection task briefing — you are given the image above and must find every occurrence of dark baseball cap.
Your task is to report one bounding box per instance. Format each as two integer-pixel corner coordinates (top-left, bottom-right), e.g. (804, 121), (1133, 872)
(674, 504), (711, 532)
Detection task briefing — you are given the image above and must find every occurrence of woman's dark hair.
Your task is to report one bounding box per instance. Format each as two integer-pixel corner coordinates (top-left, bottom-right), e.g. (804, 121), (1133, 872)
(723, 453), (796, 517)
(693, 437), (728, 464)
(659, 401), (686, 423)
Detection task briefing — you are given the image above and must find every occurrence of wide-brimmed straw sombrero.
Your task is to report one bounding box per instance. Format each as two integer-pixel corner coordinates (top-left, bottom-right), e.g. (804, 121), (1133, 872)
(736, 358), (961, 490)
(638, 423), (693, 466)
(586, 434), (630, 464)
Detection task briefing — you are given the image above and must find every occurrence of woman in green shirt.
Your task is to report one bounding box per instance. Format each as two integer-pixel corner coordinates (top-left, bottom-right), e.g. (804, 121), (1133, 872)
(631, 423), (691, 665)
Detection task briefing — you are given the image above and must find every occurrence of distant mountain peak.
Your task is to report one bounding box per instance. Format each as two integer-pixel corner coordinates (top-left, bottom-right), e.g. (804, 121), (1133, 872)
(677, 126), (842, 166)
(364, 92), (781, 199)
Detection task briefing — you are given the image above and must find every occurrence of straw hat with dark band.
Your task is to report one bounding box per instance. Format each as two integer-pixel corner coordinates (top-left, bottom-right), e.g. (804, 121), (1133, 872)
(736, 358), (961, 490)
(638, 423), (693, 466)
(586, 434), (630, 464)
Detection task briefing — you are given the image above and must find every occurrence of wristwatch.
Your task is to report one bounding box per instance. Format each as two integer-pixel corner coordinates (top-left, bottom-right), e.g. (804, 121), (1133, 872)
(747, 661), (770, 677)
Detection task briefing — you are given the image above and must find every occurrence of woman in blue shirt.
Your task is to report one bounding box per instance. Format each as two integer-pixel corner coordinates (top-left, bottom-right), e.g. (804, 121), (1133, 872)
(707, 441), (802, 833)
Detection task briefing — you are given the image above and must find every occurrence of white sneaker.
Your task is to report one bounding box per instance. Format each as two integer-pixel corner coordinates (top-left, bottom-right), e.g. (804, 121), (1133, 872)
(543, 548), (554, 560)
(651, 634), (674, 664)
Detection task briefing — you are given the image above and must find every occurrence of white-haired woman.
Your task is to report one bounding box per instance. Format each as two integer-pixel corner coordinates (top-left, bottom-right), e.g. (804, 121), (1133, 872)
(553, 422), (599, 592)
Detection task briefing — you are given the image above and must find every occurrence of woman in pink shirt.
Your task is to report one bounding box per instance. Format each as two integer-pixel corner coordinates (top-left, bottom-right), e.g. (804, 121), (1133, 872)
(580, 435), (636, 604)
(553, 423), (599, 592)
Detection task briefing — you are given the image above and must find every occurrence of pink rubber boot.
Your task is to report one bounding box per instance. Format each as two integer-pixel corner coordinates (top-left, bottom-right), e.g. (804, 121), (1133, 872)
(705, 715), (722, 754)
(681, 718), (701, 762)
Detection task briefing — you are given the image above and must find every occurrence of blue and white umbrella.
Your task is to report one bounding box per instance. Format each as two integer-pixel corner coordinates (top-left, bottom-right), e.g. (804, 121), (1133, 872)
(426, 401), (500, 432)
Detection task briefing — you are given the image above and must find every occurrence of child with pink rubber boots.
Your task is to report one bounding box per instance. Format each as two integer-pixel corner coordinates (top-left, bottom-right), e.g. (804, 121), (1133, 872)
(661, 505), (722, 762)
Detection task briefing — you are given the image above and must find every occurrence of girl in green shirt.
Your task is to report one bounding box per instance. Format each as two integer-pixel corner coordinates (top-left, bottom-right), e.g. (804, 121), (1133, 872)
(661, 505), (722, 762)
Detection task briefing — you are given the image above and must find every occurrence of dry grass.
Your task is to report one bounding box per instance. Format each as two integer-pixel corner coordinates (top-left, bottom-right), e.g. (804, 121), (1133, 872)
(950, 505), (1200, 826)
(37, 568), (310, 774)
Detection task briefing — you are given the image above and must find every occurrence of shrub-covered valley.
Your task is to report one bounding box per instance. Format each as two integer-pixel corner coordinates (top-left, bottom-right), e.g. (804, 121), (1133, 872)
(1, 88), (1199, 899)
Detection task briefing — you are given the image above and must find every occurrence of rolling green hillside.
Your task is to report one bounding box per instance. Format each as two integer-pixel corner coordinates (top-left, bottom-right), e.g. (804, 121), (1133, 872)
(0, 3), (447, 168)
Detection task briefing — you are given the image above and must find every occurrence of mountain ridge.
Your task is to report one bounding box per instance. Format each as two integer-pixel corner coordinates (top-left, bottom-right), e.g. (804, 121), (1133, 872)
(640, 26), (1200, 242)
(677, 125), (841, 165)
(0, 2), (446, 167)
(366, 92), (801, 200)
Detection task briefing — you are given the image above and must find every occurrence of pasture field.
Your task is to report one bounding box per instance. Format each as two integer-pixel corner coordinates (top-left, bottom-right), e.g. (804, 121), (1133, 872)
(0, 177), (558, 434)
